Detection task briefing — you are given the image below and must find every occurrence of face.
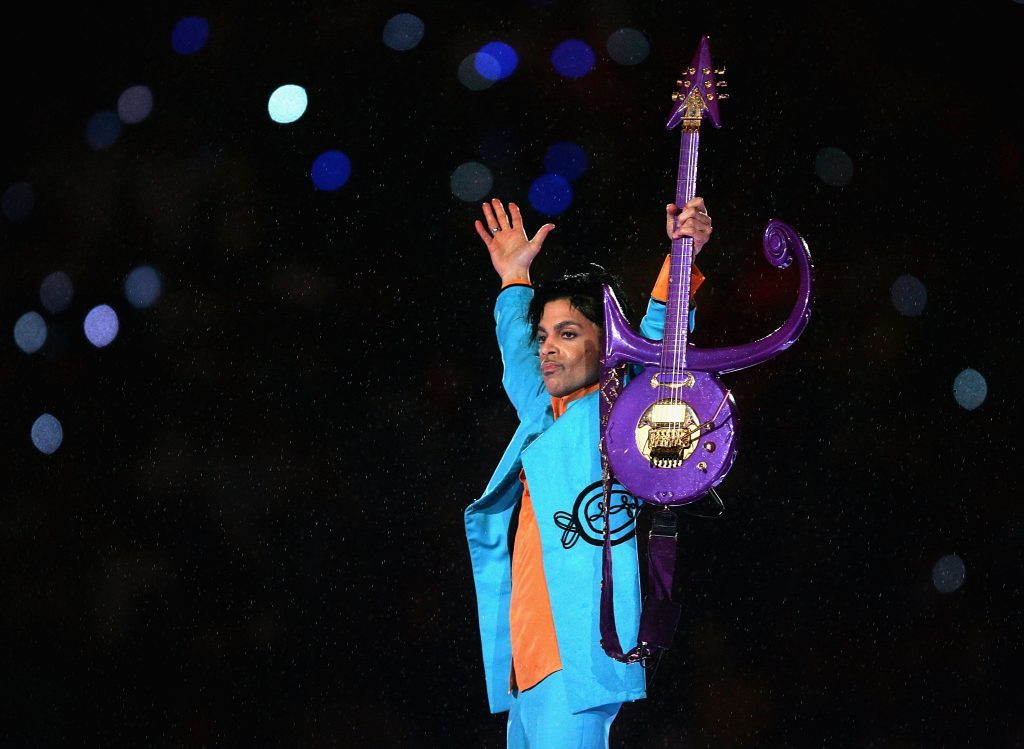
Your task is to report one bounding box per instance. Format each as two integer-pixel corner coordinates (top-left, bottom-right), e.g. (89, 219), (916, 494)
(536, 297), (602, 397)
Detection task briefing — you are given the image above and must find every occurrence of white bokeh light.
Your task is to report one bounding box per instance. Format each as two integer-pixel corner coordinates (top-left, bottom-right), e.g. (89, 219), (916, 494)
(267, 85), (308, 124)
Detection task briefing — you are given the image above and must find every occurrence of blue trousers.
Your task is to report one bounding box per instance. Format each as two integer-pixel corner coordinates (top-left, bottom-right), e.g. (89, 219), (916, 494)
(506, 670), (622, 749)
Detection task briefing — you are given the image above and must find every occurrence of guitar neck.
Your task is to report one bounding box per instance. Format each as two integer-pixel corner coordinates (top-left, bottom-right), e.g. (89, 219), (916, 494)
(660, 128), (700, 371)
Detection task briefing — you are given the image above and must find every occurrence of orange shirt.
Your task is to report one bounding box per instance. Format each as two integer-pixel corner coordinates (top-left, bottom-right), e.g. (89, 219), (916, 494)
(509, 383), (599, 692)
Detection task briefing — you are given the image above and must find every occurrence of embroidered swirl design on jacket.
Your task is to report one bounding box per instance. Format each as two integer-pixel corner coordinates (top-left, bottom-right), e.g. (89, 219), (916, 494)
(553, 480), (640, 549)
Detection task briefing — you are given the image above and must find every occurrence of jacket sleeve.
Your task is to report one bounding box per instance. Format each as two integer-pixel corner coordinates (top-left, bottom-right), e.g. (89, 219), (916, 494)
(639, 255), (703, 339)
(494, 284), (545, 416)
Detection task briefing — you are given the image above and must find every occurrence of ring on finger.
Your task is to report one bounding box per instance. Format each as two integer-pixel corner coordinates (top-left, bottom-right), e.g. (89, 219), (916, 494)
(489, 226), (501, 234)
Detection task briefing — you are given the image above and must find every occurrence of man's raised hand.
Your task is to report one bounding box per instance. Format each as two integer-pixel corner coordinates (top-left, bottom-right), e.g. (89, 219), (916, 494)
(474, 199), (555, 285)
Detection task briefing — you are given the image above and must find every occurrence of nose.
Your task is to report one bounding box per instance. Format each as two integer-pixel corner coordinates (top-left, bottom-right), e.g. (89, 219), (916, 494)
(540, 338), (558, 357)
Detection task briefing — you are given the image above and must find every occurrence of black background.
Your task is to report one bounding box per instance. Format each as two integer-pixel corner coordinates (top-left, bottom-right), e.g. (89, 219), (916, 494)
(2, 2), (1021, 747)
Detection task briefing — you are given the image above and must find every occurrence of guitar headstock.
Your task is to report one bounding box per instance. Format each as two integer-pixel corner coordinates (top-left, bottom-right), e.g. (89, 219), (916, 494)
(665, 35), (728, 131)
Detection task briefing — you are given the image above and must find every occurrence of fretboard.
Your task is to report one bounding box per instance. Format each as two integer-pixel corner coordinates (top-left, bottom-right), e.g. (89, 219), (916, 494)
(660, 128), (700, 372)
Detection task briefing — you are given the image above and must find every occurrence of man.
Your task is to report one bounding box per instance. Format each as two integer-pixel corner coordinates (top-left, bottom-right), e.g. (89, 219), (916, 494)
(465, 197), (712, 748)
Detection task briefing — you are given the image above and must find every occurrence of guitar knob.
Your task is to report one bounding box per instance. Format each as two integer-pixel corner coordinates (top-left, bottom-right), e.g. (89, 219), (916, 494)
(697, 461), (708, 472)
(704, 442), (716, 452)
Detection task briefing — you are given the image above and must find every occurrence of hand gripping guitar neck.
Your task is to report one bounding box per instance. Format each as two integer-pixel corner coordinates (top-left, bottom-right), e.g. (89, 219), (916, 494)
(599, 36), (814, 509)
(598, 37), (814, 667)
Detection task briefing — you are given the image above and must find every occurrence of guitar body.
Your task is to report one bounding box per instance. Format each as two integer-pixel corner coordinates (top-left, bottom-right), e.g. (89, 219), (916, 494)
(604, 365), (737, 506)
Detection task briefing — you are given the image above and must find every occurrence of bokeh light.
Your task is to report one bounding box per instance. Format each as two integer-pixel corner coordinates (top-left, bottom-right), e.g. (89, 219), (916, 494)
(31, 414), (64, 455)
(268, 85), (308, 124)
(476, 42), (519, 80)
(84, 305), (119, 347)
(172, 16), (210, 55)
(14, 312), (47, 354)
(890, 273), (927, 317)
(311, 150), (352, 191)
(815, 146), (854, 187)
(124, 265), (163, 309)
(450, 162), (493, 202)
(118, 85), (154, 124)
(458, 53), (498, 91)
(2, 181), (34, 222)
(528, 174), (573, 216)
(552, 39), (596, 79)
(544, 142), (588, 181)
(86, 110), (121, 151)
(953, 368), (987, 410)
(606, 28), (650, 65)
(40, 271), (74, 313)
(932, 553), (966, 593)
(382, 13), (425, 51)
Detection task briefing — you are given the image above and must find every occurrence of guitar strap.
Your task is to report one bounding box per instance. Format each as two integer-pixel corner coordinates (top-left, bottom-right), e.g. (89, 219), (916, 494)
(597, 362), (682, 667)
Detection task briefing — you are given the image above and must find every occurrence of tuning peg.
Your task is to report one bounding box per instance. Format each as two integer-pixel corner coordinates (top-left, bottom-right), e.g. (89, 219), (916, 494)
(716, 80), (728, 87)
(671, 92), (681, 101)
(714, 67), (726, 75)
(716, 93), (730, 100)
(676, 79), (683, 86)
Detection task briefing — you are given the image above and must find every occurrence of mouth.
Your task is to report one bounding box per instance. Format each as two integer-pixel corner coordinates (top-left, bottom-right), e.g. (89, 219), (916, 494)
(540, 361), (560, 376)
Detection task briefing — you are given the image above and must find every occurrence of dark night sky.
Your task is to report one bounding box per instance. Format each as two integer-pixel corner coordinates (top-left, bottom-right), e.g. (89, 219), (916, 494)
(2, 2), (1022, 748)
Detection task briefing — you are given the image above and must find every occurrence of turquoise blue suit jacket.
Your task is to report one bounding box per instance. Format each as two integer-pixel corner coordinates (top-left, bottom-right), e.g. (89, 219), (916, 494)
(465, 284), (677, 715)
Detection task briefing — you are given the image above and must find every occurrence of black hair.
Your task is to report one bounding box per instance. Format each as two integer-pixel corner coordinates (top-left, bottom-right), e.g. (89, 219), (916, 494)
(527, 263), (636, 341)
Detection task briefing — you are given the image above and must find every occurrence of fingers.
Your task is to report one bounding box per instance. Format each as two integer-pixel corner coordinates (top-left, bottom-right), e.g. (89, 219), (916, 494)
(666, 196), (712, 242)
(474, 219), (494, 247)
(491, 198), (512, 231)
(508, 202), (525, 233)
(481, 202), (501, 233)
(530, 223), (556, 246)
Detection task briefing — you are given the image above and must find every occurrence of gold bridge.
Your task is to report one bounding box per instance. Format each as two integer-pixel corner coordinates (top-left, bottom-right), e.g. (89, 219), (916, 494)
(635, 398), (700, 468)
(649, 371), (695, 389)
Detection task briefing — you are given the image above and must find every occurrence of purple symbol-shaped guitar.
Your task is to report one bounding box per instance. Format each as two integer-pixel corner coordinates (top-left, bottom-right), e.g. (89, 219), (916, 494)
(600, 35), (814, 507)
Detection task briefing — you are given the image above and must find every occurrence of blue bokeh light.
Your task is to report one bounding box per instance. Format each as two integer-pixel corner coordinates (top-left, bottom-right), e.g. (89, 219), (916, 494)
(40, 271), (74, 313)
(544, 142), (588, 181)
(14, 311), (48, 354)
(890, 274), (927, 317)
(2, 182), (34, 222)
(311, 150), (352, 191)
(552, 39), (596, 79)
(31, 413), (64, 455)
(932, 554), (966, 593)
(953, 368), (987, 411)
(86, 110), (122, 151)
(124, 265), (163, 309)
(84, 305), (119, 347)
(268, 84), (308, 124)
(528, 174), (573, 216)
(382, 13), (425, 51)
(476, 42), (519, 80)
(172, 16), (210, 55)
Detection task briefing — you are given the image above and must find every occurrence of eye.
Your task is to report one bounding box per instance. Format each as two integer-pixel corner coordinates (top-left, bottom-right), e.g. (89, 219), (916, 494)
(561, 331), (577, 339)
